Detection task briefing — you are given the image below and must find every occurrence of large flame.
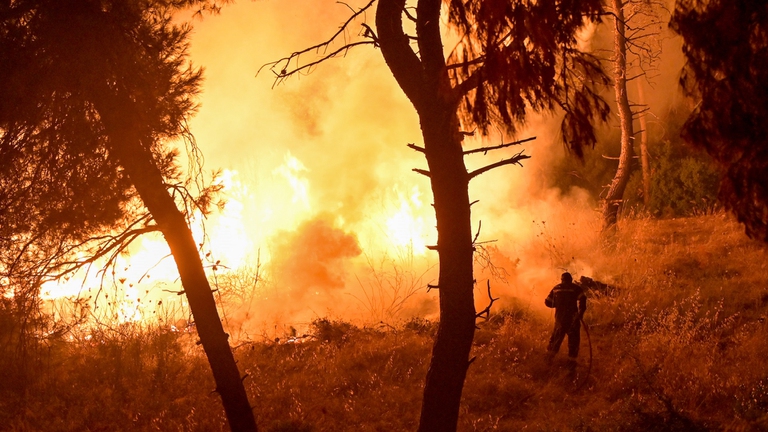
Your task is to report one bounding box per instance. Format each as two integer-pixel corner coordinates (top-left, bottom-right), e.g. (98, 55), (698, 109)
(273, 152), (311, 211)
(385, 185), (428, 253)
(42, 0), (661, 329)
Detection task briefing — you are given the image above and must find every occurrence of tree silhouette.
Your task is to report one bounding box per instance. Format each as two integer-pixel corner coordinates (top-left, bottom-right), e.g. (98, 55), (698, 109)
(602, 0), (666, 234)
(0, 1), (255, 430)
(601, 0), (635, 234)
(672, 0), (768, 242)
(266, 1), (608, 430)
(601, 0), (667, 234)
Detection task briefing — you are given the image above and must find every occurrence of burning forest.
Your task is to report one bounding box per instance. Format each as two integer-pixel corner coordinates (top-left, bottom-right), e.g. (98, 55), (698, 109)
(1, 0), (768, 431)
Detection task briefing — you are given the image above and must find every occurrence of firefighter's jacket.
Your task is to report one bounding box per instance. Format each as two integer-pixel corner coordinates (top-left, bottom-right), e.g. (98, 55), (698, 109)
(544, 281), (587, 322)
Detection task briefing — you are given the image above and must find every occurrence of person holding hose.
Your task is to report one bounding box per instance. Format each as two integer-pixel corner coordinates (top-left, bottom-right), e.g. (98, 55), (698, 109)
(545, 272), (587, 365)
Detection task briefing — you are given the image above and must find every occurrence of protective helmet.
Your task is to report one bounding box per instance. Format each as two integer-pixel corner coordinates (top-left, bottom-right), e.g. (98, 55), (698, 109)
(561, 272), (573, 283)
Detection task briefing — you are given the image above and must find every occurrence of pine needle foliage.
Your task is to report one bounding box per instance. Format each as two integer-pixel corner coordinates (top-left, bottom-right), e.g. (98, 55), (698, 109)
(446, 0), (610, 156)
(0, 0), (221, 290)
(672, 0), (768, 242)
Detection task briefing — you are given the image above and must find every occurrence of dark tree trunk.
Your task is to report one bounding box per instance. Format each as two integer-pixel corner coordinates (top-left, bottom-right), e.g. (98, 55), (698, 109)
(377, 1), (476, 430)
(96, 95), (257, 432)
(417, 111), (476, 432)
(602, 0), (635, 233)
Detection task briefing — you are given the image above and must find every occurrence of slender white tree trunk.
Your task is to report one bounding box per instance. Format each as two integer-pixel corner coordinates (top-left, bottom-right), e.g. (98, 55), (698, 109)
(602, 0), (636, 233)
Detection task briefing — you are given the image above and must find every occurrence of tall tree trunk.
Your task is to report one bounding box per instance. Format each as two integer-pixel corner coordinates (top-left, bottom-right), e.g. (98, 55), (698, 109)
(602, 0), (636, 233)
(377, 1), (476, 430)
(417, 108), (475, 432)
(637, 79), (651, 207)
(96, 94), (257, 432)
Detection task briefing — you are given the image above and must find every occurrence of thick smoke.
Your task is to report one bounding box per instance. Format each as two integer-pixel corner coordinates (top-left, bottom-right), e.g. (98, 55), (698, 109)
(172, 0), (690, 331)
(267, 215), (361, 312)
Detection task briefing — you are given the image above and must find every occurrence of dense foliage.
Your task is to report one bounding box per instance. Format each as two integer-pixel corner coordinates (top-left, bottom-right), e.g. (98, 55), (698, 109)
(672, 0), (768, 241)
(0, 4), (257, 430)
(0, 0), (214, 293)
(634, 140), (720, 216)
(550, 103), (722, 218)
(445, 0), (609, 156)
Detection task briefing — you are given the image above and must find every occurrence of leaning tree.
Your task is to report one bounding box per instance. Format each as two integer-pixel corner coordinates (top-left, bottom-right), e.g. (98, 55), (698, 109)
(265, 0), (608, 430)
(0, 1), (256, 430)
(672, 0), (768, 243)
(600, 0), (667, 233)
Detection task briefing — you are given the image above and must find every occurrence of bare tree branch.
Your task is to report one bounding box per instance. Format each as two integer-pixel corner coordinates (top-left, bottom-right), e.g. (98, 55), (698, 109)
(472, 220), (482, 245)
(264, 41), (377, 87)
(403, 6), (417, 22)
(413, 168), (431, 177)
(446, 55), (486, 71)
(57, 225), (161, 281)
(475, 280), (499, 321)
(463, 136), (536, 156)
(632, 107), (651, 116)
(407, 142), (426, 153)
(468, 151), (530, 180)
(258, 0), (377, 85)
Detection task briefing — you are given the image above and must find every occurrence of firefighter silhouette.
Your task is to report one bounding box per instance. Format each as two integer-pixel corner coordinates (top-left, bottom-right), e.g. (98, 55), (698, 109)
(545, 272), (587, 363)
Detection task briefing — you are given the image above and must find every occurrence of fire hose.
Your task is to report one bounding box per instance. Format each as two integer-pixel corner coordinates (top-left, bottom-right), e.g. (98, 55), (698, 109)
(574, 317), (593, 391)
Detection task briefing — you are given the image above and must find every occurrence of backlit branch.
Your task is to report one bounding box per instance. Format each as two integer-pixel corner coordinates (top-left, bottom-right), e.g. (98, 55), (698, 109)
(403, 6), (417, 22)
(407, 142), (425, 153)
(468, 151), (530, 180)
(446, 55), (486, 71)
(475, 280), (499, 321)
(472, 220), (482, 245)
(266, 41), (377, 87)
(632, 107), (651, 116)
(258, 0), (377, 86)
(463, 136), (536, 155)
(92, 227), (155, 293)
(473, 243), (511, 283)
(413, 168), (431, 177)
(611, 0), (669, 86)
(2, 211), (158, 288)
(454, 70), (482, 100)
(55, 223), (161, 282)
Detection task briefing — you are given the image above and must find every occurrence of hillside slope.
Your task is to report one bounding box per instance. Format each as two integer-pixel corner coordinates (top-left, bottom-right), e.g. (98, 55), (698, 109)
(1, 213), (766, 431)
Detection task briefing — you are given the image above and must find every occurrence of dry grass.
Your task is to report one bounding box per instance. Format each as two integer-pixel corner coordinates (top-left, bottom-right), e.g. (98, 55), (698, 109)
(1, 213), (767, 431)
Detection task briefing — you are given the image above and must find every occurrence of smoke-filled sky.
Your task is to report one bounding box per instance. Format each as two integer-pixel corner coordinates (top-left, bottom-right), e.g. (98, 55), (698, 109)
(181, 0), (585, 323)
(48, 0), (688, 330)
(187, 0), (428, 242)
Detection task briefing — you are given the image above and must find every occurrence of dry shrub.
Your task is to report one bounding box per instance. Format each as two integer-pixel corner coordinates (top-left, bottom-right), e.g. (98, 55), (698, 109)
(3, 213), (767, 431)
(581, 212), (768, 431)
(240, 320), (429, 432)
(309, 317), (356, 345)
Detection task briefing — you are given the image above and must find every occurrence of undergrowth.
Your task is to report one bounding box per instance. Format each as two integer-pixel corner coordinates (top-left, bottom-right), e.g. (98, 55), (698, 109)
(1, 213), (766, 431)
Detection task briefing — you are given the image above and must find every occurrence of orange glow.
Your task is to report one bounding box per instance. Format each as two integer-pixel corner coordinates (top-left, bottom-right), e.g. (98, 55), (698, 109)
(43, 1), (610, 327)
(273, 152), (311, 211)
(385, 186), (428, 253)
(193, 169), (252, 270)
